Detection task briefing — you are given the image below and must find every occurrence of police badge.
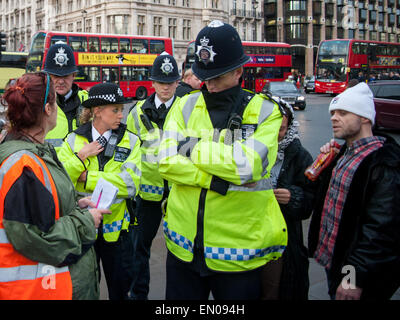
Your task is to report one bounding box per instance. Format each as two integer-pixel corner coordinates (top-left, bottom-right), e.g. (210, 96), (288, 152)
(160, 57), (174, 75)
(196, 36), (217, 65)
(53, 47), (70, 67)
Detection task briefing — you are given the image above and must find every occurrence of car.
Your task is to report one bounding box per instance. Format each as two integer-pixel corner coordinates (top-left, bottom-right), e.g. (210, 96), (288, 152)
(262, 81), (306, 110)
(304, 75), (315, 94)
(368, 80), (400, 130)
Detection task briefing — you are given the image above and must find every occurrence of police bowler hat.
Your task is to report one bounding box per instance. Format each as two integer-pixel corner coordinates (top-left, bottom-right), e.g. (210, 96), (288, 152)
(149, 53), (180, 83)
(82, 83), (129, 108)
(43, 43), (78, 77)
(192, 20), (250, 81)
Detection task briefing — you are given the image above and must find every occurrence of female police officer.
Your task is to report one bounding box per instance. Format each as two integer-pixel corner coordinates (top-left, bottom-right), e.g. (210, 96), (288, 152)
(158, 21), (287, 300)
(58, 83), (142, 300)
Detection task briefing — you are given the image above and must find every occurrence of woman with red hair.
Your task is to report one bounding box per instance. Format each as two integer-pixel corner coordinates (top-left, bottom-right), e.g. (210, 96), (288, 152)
(0, 72), (110, 300)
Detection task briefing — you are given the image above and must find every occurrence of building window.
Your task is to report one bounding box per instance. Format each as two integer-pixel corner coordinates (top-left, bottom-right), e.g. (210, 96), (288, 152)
(182, 0), (189, 6)
(138, 15), (145, 35)
(168, 18), (177, 38)
(113, 15), (129, 34)
(168, 0), (176, 5)
(96, 16), (101, 33)
(183, 19), (191, 40)
(265, 26), (277, 42)
(212, 0), (219, 8)
(153, 16), (162, 36)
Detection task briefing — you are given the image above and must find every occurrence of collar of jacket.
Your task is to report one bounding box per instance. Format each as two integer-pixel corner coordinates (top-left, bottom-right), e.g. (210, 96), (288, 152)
(201, 83), (242, 111)
(74, 121), (127, 145)
(56, 83), (82, 113)
(141, 92), (177, 125)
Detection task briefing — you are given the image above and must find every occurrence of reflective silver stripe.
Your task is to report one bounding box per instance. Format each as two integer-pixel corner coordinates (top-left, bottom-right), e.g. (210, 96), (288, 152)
(163, 130), (185, 142)
(233, 141), (253, 184)
(158, 145), (178, 161)
(121, 162), (141, 177)
(0, 263), (69, 283)
(45, 138), (64, 148)
(118, 170), (137, 198)
(66, 133), (77, 153)
(228, 178), (273, 192)
(131, 106), (142, 137)
(127, 132), (140, 151)
(243, 138), (269, 175)
(0, 151), (53, 194)
(258, 98), (276, 126)
(0, 229), (9, 244)
(182, 92), (201, 127)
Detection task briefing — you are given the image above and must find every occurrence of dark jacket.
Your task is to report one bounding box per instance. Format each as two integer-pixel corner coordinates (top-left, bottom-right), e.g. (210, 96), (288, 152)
(175, 81), (195, 98)
(276, 138), (314, 300)
(308, 135), (400, 300)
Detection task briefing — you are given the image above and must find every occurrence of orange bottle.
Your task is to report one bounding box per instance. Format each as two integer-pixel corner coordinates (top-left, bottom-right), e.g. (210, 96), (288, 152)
(304, 141), (341, 181)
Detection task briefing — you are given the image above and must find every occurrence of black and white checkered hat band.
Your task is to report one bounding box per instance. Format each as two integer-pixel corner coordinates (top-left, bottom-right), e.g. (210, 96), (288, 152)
(91, 94), (117, 103)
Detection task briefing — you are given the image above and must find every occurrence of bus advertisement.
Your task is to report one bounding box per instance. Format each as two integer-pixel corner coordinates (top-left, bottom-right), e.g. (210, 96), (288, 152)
(26, 31), (174, 99)
(315, 39), (400, 94)
(184, 40), (292, 93)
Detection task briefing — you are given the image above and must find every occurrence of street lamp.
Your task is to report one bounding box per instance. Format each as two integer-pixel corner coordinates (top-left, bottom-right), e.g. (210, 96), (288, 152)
(82, 10), (87, 32)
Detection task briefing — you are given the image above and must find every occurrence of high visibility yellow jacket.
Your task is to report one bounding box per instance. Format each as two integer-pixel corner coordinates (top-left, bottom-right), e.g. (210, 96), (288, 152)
(45, 88), (88, 150)
(158, 91), (288, 272)
(57, 122), (141, 242)
(126, 95), (179, 201)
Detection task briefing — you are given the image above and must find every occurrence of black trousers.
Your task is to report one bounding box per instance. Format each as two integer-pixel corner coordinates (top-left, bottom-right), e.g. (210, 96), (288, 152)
(166, 251), (262, 300)
(130, 196), (163, 300)
(94, 226), (137, 300)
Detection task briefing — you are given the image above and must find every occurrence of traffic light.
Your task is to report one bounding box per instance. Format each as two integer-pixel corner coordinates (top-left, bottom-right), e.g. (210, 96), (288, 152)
(0, 33), (6, 52)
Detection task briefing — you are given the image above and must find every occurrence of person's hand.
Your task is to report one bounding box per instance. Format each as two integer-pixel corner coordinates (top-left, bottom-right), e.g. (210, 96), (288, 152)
(273, 188), (291, 204)
(77, 141), (103, 161)
(78, 170), (88, 182)
(320, 139), (340, 154)
(78, 196), (96, 209)
(335, 279), (362, 300)
(88, 208), (112, 228)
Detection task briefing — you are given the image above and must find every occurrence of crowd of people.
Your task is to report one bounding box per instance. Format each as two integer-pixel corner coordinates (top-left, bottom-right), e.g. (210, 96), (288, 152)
(0, 21), (399, 301)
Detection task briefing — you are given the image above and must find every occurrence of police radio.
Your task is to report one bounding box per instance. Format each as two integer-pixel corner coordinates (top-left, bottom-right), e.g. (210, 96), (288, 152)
(104, 133), (119, 158)
(140, 113), (155, 132)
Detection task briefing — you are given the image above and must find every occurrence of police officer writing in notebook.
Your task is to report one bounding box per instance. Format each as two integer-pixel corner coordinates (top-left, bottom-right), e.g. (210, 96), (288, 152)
(126, 53), (180, 300)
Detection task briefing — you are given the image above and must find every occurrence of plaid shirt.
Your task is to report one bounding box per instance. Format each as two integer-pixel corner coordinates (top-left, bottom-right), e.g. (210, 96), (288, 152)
(314, 136), (386, 269)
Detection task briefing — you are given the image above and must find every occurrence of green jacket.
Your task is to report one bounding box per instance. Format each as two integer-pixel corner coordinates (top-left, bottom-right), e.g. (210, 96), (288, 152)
(0, 138), (99, 299)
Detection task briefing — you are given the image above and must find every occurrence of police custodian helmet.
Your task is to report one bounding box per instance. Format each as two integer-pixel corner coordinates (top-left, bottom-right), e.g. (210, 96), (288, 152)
(192, 20), (250, 81)
(43, 43), (78, 76)
(149, 52), (180, 83)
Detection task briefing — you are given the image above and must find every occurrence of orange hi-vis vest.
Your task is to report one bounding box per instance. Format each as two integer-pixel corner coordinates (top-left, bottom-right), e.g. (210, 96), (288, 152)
(0, 150), (73, 300)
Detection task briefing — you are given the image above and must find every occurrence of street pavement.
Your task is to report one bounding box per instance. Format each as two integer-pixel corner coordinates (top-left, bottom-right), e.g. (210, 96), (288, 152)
(100, 92), (400, 300)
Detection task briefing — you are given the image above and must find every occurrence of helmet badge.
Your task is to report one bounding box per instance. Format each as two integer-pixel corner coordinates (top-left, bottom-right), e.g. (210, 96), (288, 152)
(196, 36), (217, 66)
(160, 57), (174, 75)
(53, 47), (69, 67)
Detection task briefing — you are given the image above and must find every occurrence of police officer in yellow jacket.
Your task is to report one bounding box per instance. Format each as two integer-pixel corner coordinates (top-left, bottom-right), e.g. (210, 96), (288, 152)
(58, 83), (142, 300)
(126, 52), (180, 300)
(158, 21), (288, 300)
(43, 43), (88, 150)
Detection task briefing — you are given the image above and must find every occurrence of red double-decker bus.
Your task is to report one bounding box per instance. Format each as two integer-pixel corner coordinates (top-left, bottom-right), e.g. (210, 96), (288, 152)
(184, 40), (292, 93)
(26, 31), (174, 99)
(315, 39), (400, 94)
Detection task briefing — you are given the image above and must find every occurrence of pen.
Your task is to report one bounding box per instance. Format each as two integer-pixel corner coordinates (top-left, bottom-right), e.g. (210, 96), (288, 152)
(96, 189), (103, 208)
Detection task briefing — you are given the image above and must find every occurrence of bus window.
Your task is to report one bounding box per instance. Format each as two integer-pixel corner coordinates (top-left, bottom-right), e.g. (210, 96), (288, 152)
(120, 39), (131, 53)
(120, 66), (131, 81)
(88, 37), (100, 52)
(352, 42), (360, 54)
(132, 67), (150, 81)
(150, 40), (165, 54)
(377, 45), (387, 55)
(50, 35), (67, 46)
(101, 38), (118, 53)
(30, 32), (46, 52)
(69, 36), (88, 52)
(102, 67), (119, 83)
(132, 39), (148, 53)
(76, 66), (100, 82)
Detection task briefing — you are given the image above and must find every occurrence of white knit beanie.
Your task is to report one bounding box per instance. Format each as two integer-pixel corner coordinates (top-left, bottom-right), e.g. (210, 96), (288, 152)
(329, 82), (376, 125)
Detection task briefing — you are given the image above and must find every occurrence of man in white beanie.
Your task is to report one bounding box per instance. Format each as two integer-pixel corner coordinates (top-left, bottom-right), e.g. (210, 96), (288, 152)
(308, 82), (400, 300)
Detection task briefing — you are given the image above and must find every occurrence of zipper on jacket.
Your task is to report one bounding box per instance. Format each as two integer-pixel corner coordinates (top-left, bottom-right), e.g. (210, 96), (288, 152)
(194, 188), (208, 258)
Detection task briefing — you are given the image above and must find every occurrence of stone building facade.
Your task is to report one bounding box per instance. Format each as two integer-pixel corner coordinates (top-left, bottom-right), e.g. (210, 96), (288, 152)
(0, 0), (264, 71)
